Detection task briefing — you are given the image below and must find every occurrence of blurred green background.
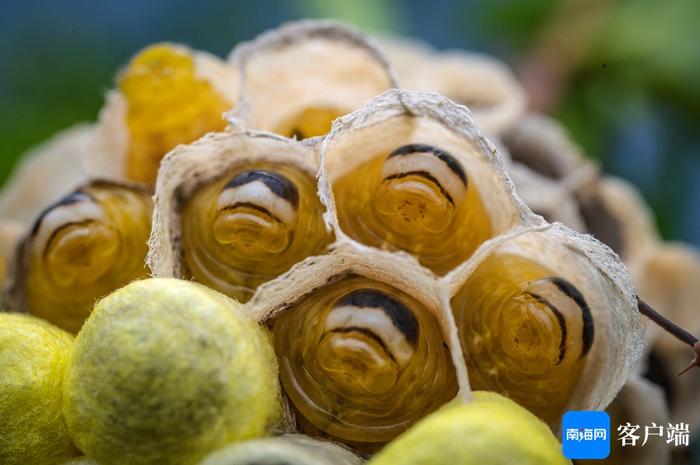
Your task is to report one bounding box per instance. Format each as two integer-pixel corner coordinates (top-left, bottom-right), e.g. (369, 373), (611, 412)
(1, 0), (699, 246)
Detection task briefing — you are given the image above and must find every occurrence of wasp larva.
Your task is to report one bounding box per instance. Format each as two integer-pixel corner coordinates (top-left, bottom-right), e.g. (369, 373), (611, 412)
(333, 143), (492, 275)
(272, 275), (458, 451)
(181, 162), (332, 302)
(451, 252), (593, 424)
(7, 181), (152, 333)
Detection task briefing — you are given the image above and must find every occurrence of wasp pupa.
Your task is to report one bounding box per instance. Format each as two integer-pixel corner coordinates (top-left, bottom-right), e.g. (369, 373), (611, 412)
(228, 20), (396, 140)
(148, 130), (333, 303)
(3, 180), (153, 333)
(244, 245), (466, 452)
(379, 36), (526, 136)
(0, 125), (92, 228)
(445, 224), (644, 427)
(319, 89), (531, 276)
(199, 435), (362, 465)
(90, 43), (238, 185)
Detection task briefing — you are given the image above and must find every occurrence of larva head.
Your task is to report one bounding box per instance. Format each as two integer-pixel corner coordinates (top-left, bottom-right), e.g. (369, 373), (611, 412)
(272, 275), (457, 450)
(375, 144), (468, 235)
(212, 170), (300, 255)
(322, 90), (525, 275)
(8, 181), (153, 333)
(316, 288), (420, 394)
(447, 226), (644, 426)
(116, 43), (234, 184)
(33, 192), (119, 287)
(451, 252), (591, 424)
(149, 131), (333, 303)
(247, 247), (462, 452)
(230, 21), (395, 138)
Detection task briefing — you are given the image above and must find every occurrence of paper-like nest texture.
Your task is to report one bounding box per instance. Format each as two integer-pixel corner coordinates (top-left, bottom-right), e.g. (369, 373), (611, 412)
(228, 20), (396, 134)
(379, 36), (526, 136)
(0, 124), (92, 226)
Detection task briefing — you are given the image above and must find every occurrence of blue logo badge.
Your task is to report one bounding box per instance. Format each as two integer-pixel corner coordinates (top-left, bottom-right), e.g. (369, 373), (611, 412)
(562, 411), (611, 459)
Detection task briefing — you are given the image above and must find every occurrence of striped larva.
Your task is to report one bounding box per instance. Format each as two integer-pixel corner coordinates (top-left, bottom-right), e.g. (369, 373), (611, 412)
(148, 130), (333, 303)
(4, 180), (152, 333)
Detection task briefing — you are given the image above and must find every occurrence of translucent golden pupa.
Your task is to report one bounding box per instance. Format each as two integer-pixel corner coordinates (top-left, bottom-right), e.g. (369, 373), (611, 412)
(3, 180), (153, 333)
(90, 42), (238, 186)
(245, 245), (465, 452)
(148, 129), (334, 303)
(228, 20), (396, 139)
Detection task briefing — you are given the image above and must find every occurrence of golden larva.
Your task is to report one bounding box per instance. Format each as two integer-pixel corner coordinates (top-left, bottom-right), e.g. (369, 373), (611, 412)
(332, 142), (493, 275)
(451, 252), (592, 425)
(181, 163), (332, 302)
(5, 180), (152, 333)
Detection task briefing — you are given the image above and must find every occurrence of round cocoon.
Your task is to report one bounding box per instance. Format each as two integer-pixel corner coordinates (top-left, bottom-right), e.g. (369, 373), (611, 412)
(63, 278), (281, 465)
(368, 391), (570, 465)
(0, 313), (78, 465)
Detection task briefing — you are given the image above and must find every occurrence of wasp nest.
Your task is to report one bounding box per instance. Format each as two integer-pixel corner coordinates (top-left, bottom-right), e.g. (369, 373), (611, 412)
(147, 88), (643, 453)
(2, 18), (694, 465)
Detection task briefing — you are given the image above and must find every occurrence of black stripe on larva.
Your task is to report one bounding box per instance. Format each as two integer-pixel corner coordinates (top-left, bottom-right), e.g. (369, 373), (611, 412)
(330, 326), (397, 362)
(336, 289), (419, 346)
(388, 143), (468, 186)
(223, 202), (283, 224)
(549, 277), (594, 359)
(527, 292), (567, 365)
(224, 170), (299, 208)
(31, 191), (94, 237)
(384, 171), (455, 206)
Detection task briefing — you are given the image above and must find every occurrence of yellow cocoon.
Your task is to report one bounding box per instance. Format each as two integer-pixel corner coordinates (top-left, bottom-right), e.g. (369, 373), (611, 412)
(63, 278), (281, 465)
(0, 313), (78, 465)
(368, 391), (571, 465)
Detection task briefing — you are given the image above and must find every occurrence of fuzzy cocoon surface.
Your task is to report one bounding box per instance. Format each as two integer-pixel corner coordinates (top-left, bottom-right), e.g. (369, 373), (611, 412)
(368, 391), (571, 465)
(0, 313), (78, 465)
(63, 278), (281, 465)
